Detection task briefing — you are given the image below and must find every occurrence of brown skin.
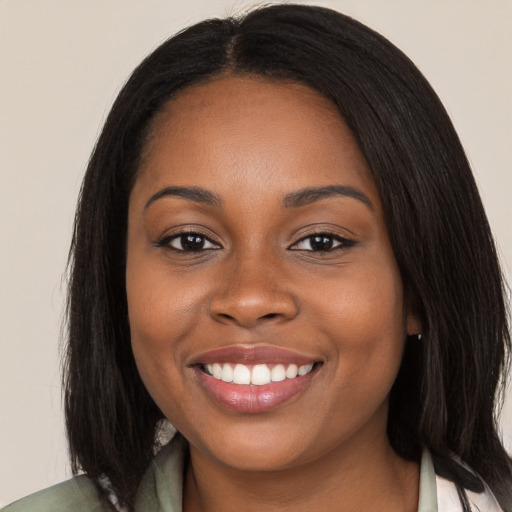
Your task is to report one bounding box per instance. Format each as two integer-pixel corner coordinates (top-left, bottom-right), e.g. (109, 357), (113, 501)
(126, 76), (422, 511)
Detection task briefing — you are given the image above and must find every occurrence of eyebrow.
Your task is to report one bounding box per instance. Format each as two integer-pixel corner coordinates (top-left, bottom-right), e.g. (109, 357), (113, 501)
(283, 185), (374, 210)
(144, 186), (222, 210)
(144, 184), (373, 211)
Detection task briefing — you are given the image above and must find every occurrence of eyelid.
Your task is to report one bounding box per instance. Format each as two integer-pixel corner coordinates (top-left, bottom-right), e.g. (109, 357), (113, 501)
(288, 230), (357, 251)
(155, 228), (222, 251)
(154, 226), (355, 253)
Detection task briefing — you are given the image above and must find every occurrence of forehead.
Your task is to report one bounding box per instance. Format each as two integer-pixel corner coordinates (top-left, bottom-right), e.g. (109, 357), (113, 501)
(134, 75), (378, 206)
(153, 75), (341, 131)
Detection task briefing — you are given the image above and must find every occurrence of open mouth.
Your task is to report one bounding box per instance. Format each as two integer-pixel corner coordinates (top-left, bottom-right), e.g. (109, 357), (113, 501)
(195, 361), (323, 413)
(201, 362), (318, 385)
(191, 346), (324, 413)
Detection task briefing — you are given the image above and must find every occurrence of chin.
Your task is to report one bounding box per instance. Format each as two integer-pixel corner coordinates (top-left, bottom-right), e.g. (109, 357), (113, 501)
(178, 414), (316, 471)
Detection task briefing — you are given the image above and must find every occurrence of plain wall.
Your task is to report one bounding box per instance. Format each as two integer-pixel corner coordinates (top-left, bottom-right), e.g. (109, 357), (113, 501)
(1, 0), (511, 506)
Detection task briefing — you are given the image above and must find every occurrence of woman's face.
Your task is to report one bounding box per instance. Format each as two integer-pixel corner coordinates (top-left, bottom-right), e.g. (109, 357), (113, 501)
(126, 76), (419, 471)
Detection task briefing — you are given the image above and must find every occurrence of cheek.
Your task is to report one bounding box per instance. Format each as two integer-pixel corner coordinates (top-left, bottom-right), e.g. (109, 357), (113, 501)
(308, 260), (406, 387)
(125, 252), (205, 398)
(306, 270), (406, 443)
(127, 250), (204, 341)
(126, 267), (210, 433)
(309, 262), (404, 329)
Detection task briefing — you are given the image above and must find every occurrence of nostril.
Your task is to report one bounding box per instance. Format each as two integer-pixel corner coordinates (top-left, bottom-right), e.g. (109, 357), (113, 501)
(212, 311), (284, 326)
(218, 313), (236, 321)
(209, 293), (298, 327)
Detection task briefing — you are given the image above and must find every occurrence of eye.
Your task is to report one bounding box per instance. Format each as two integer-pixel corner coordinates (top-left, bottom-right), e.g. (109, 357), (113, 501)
(290, 233), (354, 252)
(158, 232), (221, 252)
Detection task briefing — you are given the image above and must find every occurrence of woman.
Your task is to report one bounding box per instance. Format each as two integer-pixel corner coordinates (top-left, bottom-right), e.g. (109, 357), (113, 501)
(4, 4), (511, 511)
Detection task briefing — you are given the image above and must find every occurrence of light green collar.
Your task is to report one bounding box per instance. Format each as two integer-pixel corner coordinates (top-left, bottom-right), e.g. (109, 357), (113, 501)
(134, 434), (187, 512)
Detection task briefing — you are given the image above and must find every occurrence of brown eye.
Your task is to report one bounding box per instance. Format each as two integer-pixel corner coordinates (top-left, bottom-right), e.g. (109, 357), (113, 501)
(290, 233), (355, 252)
(310, 235), (335, 251)
(179, 234), (206, 251)
(160, 232), (220, 252)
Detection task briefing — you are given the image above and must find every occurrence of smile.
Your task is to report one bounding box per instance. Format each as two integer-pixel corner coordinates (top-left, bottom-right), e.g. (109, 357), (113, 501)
(191, 345), (323, 413)
(203, 362), (314, 385)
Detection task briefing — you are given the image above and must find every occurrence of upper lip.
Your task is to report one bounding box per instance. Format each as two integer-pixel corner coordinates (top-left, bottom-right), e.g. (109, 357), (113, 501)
(190, 345), (320, 366)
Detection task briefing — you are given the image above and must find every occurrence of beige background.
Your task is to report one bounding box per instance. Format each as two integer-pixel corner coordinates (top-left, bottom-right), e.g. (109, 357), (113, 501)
(1, 0), (511, 506)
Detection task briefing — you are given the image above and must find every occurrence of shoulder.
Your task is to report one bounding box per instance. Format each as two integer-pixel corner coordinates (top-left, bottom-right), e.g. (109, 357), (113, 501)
(2, 475), (111, 512)
(421, 449), (504, 511)
(436, 474), (504, 512)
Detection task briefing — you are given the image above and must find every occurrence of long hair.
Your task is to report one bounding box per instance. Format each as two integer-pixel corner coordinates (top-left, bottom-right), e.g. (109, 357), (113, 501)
(65, 4), (512, 510)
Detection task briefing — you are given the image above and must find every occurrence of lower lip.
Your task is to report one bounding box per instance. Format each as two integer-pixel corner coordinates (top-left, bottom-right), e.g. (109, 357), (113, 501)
(195, 367), (317, 413)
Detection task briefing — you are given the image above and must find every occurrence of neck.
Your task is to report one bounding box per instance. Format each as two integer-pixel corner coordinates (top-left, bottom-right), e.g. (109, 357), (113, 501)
(183, 431), (419, 512)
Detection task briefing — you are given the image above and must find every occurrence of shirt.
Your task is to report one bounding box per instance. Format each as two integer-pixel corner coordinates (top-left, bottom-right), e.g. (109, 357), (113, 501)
(2, 434), (503, 511)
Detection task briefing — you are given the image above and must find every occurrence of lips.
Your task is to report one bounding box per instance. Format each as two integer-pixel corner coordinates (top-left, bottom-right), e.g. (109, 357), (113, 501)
(190, 345), (322, 413)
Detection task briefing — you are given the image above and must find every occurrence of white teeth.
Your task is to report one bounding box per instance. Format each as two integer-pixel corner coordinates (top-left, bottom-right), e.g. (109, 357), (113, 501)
(252, 364), (271, 385)
(206, 362), (315, 384)
(212, 363), (223, 379)
(298, 363), (313, 376)
(285, 364), (298, 379)
(271, 364), (286, 382)
(233, 364), (251, 384)
(221, 364), (234, 382)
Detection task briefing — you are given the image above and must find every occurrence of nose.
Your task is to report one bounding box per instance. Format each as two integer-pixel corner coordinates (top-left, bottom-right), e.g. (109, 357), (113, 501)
(209, 255), (298, 328)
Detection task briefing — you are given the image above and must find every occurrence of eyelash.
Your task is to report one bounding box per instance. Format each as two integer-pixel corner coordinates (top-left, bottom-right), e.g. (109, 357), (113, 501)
(156, 230), (356, 254)
(289, 232), (356, 252)
(155, 230), (221, 252)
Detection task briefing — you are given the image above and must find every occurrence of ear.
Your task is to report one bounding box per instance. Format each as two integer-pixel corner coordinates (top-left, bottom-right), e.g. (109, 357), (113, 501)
(406, 312), (422, 337)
